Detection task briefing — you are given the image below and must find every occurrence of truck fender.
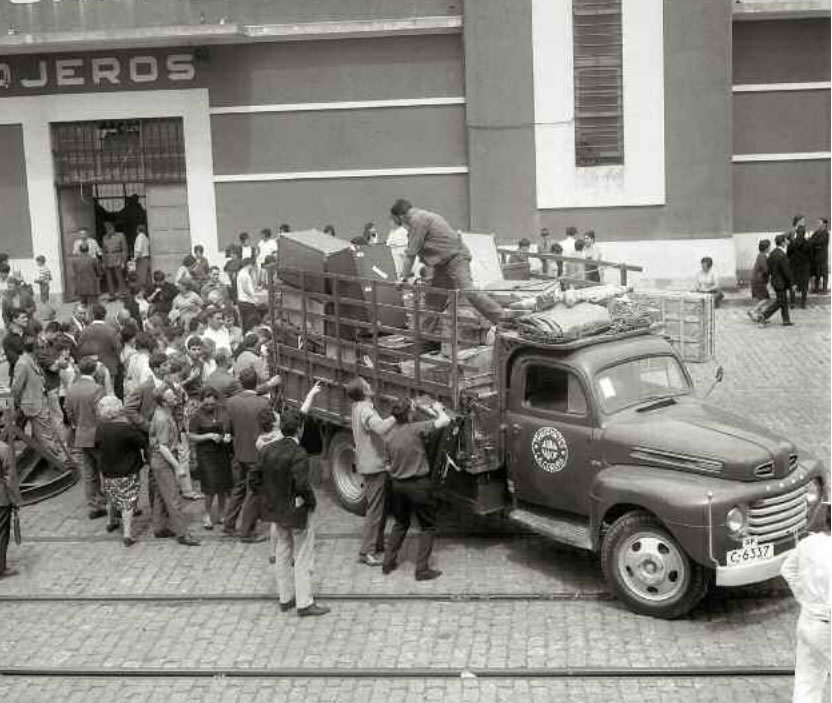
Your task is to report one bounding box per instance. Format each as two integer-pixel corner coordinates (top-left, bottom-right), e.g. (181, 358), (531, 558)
(588, 464), (717, 568)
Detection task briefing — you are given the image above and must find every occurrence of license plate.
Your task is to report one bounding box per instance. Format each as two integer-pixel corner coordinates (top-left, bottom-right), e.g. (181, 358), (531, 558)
(726, 538), (774, 567)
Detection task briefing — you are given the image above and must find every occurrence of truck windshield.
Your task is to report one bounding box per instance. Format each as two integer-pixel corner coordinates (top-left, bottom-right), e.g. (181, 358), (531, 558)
(595, 356), (690, 414)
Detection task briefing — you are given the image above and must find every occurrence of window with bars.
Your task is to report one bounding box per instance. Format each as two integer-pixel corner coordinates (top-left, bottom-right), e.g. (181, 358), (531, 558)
(573, 0), (624, 166)
(51, 118), (186, 186)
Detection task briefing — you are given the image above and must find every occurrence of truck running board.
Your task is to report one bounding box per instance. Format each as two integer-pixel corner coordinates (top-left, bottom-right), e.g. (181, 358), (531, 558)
(507, 508), (593, 551)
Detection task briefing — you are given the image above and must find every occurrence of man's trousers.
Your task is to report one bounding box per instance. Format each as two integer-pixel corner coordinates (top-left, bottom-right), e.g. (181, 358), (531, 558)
(273, 518), (316, 609)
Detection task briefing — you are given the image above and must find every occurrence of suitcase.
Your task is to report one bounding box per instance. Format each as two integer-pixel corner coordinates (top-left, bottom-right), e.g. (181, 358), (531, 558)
(326, 244), (406, 336)
(277, 229), (352, 293)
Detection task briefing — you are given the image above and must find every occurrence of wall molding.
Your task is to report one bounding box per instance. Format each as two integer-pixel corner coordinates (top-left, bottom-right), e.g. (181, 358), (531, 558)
(210, 97), (465, 115)
(242, 16), (463, 41)
(733, 82), (831, 93)
(214, 166), (469, 183)
(733, 152), (832, 163)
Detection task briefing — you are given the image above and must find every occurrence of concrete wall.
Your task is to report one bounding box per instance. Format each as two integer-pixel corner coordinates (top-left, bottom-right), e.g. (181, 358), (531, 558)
(463, 0), (538, 239)
(734, 90), (831, 154)
(733, 19), (830, 84)
(0, 124), (33, 258)
(537, 0), (733, 245)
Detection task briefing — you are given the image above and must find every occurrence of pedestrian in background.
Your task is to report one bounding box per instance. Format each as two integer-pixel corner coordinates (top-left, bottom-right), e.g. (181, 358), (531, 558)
(788, 225), (812, 309)
(761, 234), (794, 326)
(252, 406), (329, 617)
(101, 222), (127, 299)
(72, 243), (101, 306)
(0, 439), (20, 580)
(583, 231), (602, 283)
(695, 257), (724, 307)
(382, 397), (450, 581)
(809, 217), (829, 294)
(347, 377), (395, 567)
(95, 395), (145, 547)
(748, 239), (772, 323)
(236, 257), (260, 333)
(33, 255), (51, 303)
(781, 504), (830, 703)
(133, 224), (151, 290)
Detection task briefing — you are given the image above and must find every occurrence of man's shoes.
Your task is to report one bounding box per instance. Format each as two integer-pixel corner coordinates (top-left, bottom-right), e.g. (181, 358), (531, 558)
(415, 568), (443, 582)
(239, 534), (267, 544)
(297, 603), (330, 617)
(279, 598), (296, 612)
(221, 526), (237, 537)
(358, 553), (383, 567)
(782, 321), (795, 326)
(746, 310), (758, 323)
(177, 535), (201, 547)
(154, 529), (176, 539)
(0, 568), (19, 579)
(382, 561), (398, 575)
(123, 537), (136, 548)
(88, 508), (107, 520)
(105, 521), (120, 533)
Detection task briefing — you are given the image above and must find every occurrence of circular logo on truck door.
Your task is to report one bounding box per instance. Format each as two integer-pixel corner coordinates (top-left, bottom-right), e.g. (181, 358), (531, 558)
(531, 427), (569, 473)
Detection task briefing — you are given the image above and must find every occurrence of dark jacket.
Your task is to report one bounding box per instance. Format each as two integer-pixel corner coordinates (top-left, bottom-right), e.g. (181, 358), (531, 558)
(227, 391), (271, 464)
(768, 247), (793, 291)
(787, 234), (812, 283)
(2, 329), (25, 381)
(750, 252), (770, 300)
(123, 377), (158, 433)
(77, 320), (122, 378)
(65, 376), (105, 448)
(811, 227), (829, 270)
(94, 420), (146, 477)
(0, 441), (20, 507)
(251, 437), (316, 530)
(72, 255), (100, 298)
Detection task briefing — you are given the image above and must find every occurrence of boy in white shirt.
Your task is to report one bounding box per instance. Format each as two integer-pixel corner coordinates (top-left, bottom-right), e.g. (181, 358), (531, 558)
(34, 255), (52, 303)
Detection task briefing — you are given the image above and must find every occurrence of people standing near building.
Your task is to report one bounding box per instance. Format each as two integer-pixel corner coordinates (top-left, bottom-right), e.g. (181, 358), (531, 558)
(780, 505), (830, 703)
(72, 227), (102, 258)
(694, 257), (724, 307)
(561, 226), (578, 258)
(563, 239), (586, 281)
(3, 308), (29, 380)
(583, 231), (602, 283)
(382, 397), (450, 580)
(257, 228), (278, 268)
(149, 386), (200, 546)
(64, 356), (107, 519)
(95, 395), (146, 547)
(224, 367), (272, 541)
(189, 387), (234, 531)
(347, 378), (395, 567)
(169, 281), (203, 330)
(761, 234), (794, 326)
(201, 267), (231, 306)
(748, 239), (772, 323)
(239, 232), (256, 263)
(386, 219), (410, 276)
(788, 224), (812, 309)
(190, 245), (210, 285)
(0, 439), (20, 580)
(102, 222), (128, 299)
(224, 246), (243, 303)
(508, 239), (532, 264)
(132, 224), (151, 290)
(202, 307), (233, 355)
(809, 217), (829, 294)
(236, 257), (260, 333)
(33, 255), (51, 303)
(72, 243), (101, 306)
(251, 405), (329, 617)
(391, 199), (504, 325)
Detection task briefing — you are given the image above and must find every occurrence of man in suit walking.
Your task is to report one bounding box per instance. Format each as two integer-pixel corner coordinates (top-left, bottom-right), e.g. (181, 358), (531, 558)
(250, 407), (329, 617)
(64, 356), (107, 518)
(78, 303), (122, 396)
(761, 234), (795, 327)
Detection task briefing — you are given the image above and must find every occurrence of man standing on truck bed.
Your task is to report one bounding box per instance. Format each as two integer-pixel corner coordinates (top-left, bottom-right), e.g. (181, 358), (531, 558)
(390, 199), (505, 324)
(382, 397), (450, 581)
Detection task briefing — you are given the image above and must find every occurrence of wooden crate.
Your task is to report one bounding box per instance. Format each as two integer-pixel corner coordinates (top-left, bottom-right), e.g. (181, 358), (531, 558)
(629, 291), (715, 362)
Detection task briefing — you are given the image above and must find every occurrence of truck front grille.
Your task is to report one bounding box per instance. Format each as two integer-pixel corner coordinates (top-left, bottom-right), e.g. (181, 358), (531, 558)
(748, 483), (808, 542)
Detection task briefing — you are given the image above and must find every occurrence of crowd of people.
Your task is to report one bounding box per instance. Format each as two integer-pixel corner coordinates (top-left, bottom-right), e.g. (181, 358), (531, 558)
(508, 226), (603, 282)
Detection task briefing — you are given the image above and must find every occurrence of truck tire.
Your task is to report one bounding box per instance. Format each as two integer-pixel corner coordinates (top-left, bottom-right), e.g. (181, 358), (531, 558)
(601, 511), (708, 619)
(329, 431), (367, 516)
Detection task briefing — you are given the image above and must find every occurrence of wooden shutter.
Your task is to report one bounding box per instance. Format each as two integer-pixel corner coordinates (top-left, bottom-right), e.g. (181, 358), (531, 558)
(573, 0), (624, 166)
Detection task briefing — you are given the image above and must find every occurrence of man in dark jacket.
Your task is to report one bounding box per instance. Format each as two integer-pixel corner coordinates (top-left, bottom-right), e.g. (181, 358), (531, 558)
(762, 234), (795, 326)
(787, 225), (812, 308)
(0, 440), (20, 579)
(810, 217), (829, 293)
(250, 407), (329, 617)
(77, 304), (122, 392)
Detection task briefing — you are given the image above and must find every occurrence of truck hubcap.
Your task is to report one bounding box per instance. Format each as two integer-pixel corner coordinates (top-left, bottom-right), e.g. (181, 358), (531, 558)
(618, 533), (687, 602)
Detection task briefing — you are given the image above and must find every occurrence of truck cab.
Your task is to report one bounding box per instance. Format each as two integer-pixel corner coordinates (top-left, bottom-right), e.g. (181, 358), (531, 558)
(496, 330), (827, 618)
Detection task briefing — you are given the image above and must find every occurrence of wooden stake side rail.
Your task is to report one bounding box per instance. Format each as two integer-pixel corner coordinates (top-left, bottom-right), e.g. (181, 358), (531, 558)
(497, 247), (643, 287)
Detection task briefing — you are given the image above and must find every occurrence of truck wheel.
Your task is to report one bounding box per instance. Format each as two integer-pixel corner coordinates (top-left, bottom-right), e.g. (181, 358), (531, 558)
(329, 431), (367, 516)
(601, 511), (707, 619)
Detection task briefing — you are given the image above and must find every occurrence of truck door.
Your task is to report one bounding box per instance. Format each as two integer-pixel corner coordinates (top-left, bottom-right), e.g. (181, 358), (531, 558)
(506, 358), (595, 516)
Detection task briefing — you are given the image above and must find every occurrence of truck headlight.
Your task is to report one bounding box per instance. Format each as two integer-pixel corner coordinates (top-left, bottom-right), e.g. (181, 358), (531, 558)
(726, 506), (746, 535)
(806, 479), (821, 506)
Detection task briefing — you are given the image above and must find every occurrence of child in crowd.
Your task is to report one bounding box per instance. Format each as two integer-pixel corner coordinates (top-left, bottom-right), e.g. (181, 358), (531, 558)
(34, 255), (52, 303)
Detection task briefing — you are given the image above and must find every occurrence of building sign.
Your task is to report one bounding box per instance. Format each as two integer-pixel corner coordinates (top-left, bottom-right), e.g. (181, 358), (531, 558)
(0, 49), (198, 97)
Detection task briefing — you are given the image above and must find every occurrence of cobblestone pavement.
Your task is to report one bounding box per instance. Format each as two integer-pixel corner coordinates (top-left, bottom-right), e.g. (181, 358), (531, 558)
(0, 306), (828, 702)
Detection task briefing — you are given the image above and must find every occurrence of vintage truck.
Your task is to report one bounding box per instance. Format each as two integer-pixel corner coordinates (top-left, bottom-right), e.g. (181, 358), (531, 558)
(266, 266), (828, 619)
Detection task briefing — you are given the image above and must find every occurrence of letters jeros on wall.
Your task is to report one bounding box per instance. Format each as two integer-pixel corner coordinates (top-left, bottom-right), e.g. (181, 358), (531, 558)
(0, 49), (198, 96)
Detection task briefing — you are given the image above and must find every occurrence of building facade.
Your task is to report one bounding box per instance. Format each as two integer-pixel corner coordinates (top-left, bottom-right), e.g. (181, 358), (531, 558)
(0, 0), (828, 295)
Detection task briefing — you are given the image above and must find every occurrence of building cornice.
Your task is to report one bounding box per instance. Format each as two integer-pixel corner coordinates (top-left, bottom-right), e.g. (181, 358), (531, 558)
(732, 0), (831, 21)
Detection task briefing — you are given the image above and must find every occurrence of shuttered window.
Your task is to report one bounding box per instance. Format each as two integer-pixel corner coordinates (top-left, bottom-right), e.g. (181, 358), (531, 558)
(573, 0), (624, 166)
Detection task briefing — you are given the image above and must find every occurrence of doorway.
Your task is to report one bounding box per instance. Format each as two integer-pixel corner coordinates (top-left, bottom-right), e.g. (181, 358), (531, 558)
(52, 118), (190, 300)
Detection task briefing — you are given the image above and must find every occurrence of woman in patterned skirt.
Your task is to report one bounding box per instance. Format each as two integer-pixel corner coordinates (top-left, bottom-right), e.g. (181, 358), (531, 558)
(94, 396), (147, 547)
